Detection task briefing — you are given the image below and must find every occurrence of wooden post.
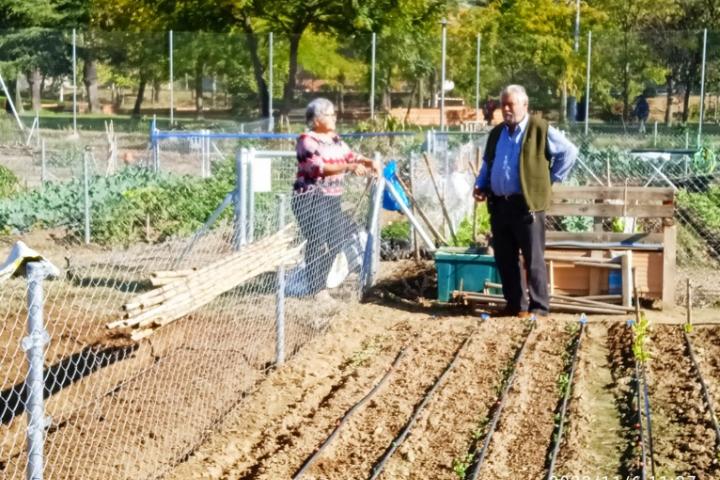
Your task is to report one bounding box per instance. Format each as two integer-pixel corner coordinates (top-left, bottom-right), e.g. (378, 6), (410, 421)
(662, 223), (677, 308)
(548, 260), (555, 295)
(621, 251), (633, 308)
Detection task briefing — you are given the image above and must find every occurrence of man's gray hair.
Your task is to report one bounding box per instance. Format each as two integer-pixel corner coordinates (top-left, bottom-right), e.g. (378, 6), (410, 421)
(501, 85), (529, 105)
(306, 97), (335, 127)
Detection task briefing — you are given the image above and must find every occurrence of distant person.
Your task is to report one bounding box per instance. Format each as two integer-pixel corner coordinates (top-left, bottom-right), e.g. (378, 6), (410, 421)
(473, 85), (578, 318)
(634, 93), (650, 133)
(292, 98), (379, 297)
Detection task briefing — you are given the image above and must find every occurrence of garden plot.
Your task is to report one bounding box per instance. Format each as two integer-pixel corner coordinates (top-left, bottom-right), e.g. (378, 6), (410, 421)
(646, 325), (718, 477)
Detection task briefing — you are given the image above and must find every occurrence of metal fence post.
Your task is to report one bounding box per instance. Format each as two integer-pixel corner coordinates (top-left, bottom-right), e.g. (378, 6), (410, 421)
(362, 157), (384, 292)
(370, 32), (376, 121)
(475, 34), (481, 122)
(268, 32), (274, 131)
(23, 261), (53, 480)
(698, 28), (708, 147)
(653, 122), (658, 147)
(233, 148), (248, 250)
(439, 18), (447, 131)
(584, 31), (592, 135)
(169, 30), (174, 126)
(248, 148), (256, 243)
(72, 29), (77, 135)
(151, 115), (160, 172)
(275, 194), (286, 365)
(83, 147), (91, 245)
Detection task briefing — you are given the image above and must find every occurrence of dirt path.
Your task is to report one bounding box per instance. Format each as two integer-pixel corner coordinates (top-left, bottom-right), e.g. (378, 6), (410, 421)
(375, 319), (526, 480)
(649, 325), (719, 478)
(477, 318), (573, 479)
(553, 322), (627, 477)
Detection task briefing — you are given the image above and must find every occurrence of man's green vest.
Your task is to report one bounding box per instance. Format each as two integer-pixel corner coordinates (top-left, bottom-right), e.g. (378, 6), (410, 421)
(484, 115), (552, 211)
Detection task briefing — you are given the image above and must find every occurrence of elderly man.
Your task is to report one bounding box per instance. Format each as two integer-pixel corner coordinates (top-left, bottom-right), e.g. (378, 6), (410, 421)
(474, 85), (578, 317)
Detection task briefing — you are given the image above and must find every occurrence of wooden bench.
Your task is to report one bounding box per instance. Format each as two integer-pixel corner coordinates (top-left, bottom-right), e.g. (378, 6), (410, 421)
(546, 185), (676, 307)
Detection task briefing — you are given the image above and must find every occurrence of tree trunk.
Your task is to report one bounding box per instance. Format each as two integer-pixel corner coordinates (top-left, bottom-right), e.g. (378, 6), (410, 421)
(683, 77), (692, 123)
(27, 68), (42, 112)
(153, 79), (161, 103)
(15, 76), (24, 113)
(282, 32), (303, 114)
(665, 74), (673, 126)
(132, 76), (147, 117)
(338, 84), (344, 114)
(195, 59), (204, 119)
(83, 57), (100, 113)
(240, 17), (269, 117)
(622, 62), (630, 121)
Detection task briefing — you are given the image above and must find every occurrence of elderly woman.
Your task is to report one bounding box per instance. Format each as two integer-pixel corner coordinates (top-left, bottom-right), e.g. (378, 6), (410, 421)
(292, 98), (377, 296)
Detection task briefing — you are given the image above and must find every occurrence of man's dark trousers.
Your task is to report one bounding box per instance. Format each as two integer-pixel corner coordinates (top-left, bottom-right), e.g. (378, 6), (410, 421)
(488, 194), (549, 314)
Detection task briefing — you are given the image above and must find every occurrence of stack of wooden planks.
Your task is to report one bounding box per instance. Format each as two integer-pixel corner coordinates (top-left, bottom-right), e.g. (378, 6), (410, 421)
(107, 226), (302, 341)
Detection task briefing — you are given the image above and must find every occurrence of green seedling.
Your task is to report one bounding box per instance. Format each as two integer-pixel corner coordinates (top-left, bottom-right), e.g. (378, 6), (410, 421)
(557, 372), (570, 397)
(632, 312), (651, 364)
(683, 322), (693, 334)
(452, 453), (474, 479)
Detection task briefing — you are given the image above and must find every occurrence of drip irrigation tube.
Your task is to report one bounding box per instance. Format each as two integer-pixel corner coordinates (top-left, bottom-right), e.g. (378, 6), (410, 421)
(292, 346), (407, 480)
(466, 319), (536, 480)
(368, 331), (475, 480)
(641, 367), (655, 478)
(682, 330), (720, 454)
(628, 320), (654, 480)
(546, 319), (587, 478)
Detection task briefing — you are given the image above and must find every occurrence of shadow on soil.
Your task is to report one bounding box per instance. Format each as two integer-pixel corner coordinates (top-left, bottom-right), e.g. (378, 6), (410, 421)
(1, 343), (138, 425)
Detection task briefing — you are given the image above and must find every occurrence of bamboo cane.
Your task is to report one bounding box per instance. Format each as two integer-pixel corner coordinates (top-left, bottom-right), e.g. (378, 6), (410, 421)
(112, 245), (302, 330)
(422, 152), (458, 244)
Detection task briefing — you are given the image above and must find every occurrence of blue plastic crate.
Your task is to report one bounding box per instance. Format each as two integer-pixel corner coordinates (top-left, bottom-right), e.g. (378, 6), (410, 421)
(435, 247), (500, 302)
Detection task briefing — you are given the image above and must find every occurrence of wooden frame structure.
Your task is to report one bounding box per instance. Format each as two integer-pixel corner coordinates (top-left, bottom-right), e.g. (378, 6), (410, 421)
(546, 185), (676, 308)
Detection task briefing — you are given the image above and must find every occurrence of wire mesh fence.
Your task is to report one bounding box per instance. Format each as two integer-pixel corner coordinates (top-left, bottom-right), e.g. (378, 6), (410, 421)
(0, 146), (374, 479)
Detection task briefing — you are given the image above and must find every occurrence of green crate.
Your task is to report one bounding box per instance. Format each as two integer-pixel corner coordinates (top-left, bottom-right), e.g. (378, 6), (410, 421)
(435, 247), (500, 302)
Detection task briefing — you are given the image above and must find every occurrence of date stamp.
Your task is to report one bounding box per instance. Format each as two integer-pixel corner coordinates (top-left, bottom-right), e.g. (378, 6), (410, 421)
(550, 476), (697, 480)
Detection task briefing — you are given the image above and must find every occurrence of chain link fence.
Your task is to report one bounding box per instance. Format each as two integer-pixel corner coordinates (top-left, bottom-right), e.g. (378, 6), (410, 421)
(0, 146), (375, 479)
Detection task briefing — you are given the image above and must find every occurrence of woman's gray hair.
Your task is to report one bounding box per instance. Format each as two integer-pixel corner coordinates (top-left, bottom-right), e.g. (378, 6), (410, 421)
(501, 85), (529, 105)
(306, 98), (335, 128)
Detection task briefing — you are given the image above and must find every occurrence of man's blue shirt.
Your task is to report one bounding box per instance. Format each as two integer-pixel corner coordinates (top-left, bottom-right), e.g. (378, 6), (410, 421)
(475, 116), (578, 197)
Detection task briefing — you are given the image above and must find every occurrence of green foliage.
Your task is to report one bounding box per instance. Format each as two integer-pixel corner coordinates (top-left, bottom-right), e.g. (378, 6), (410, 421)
(0, 165), (19, 198)
(451, 205), (491, 247)
(693, 146), (717, 175)
(677, 186), (720, 232)
(381, 220), (410, 241)
(632, 312), (651, 364)
(0, 162), (236, 245)
(452, 453), (474, 479)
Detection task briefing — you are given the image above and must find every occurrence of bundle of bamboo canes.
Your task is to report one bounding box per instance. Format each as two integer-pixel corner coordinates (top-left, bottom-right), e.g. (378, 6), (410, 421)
(108, 226), (302, 341)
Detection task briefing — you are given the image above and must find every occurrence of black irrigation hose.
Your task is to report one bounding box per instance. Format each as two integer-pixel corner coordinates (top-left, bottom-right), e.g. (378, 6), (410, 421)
(640, 366), (656, 478)
(628, 319), (655, 480)
(546, 320), (586, 479)
(466, 319), (536, 480)
(682, 329), (720, 453)
(367, 331), (476, 480)
(634, 362), (648, 480)
(292, 346), (408, 480)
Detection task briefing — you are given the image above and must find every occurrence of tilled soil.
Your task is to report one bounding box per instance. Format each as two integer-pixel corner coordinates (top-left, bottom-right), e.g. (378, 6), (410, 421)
(650, 325), (720, 479)
(477, 318), (574, 479)
(554, 322), (628, 477)
(376, 319), (527, 480)
(299, 319), (473, 479)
